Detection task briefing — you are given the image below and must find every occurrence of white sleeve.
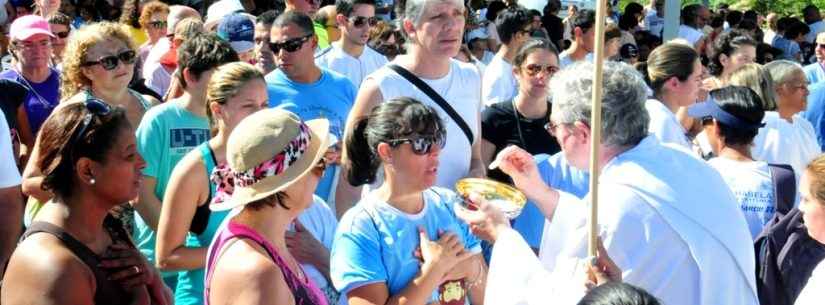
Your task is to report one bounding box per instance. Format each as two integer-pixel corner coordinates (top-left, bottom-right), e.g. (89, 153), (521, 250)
(0, 113), (21, 188)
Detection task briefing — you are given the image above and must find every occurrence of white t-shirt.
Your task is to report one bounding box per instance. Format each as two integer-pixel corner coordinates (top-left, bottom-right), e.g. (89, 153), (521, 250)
(752, 112), (821, 181)
(644, 11), (664, 37)
(645, 99), (691, 150)
(0, 112), (20, 188)
(707, 158), (775, 239)
(315, 43), (389, 90)
(763, 30), (777, 45)
(796, 259), (825, 305)
(558, 51), (593, 68)
(142, 38), (173, 96)
(367, 58), (482, 189)
(806, 20), (825, 44)
(482, 53), (517, 105)
(678, 25), (704, 47)
(293, 196), (339, 298)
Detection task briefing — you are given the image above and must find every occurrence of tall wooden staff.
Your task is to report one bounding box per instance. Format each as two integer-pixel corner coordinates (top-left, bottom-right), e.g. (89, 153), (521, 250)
(588, 0), (609, 257)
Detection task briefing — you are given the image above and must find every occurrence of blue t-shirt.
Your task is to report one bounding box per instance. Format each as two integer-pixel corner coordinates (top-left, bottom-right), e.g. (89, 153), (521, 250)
(0, 69), (60, 134)
(804, 81), (825, 150)
(265, 68), (356, 205)
(511, 153), (590, 249)
(773, 37), (801, 61)
(331, 187), (481, 302)
(134, 101), (210, 275)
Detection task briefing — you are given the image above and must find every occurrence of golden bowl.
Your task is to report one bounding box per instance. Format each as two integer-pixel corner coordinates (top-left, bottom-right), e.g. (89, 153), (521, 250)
(455, 178), (527, 219)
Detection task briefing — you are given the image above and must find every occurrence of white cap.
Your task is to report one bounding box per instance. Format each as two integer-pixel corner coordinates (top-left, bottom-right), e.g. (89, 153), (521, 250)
(205, 0), (246, 29)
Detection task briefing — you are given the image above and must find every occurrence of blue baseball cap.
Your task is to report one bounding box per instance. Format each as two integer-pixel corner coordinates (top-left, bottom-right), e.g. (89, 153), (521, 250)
(687, 97), (765, 130)
(217, 13), (255, 54)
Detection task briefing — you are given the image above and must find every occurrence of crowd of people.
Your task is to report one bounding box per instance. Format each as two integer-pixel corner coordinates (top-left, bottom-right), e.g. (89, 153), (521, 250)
(2, 0), (825, 304)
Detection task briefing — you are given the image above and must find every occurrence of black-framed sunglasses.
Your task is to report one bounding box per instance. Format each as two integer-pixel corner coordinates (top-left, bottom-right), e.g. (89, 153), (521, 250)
(52, 31), (70, 39)
(82, 50), (137, 71)
(387, 133), (447, 155)
(269, 33), (313, 54)
(149, 20), (167, 29)
(523, 64), (559, 77)
(67, 98), (112, 165)
(349, 16), (378, 28)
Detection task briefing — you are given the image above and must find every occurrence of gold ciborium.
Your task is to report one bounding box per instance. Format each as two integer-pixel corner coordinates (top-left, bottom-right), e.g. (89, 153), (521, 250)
(454, 178), (527, 219)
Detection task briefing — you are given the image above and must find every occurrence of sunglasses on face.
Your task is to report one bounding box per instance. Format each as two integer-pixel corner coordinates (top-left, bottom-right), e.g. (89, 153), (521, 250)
(68, 98), (112, 165)
(523, 64), (559, 77)
(269, 34), (313, 54)
(52, 31), (69, 39)
(387, 133), (447, 155)
(82, 50), (137, 71)
(149, 20), (167, 29)
(349, 16), (378, 28)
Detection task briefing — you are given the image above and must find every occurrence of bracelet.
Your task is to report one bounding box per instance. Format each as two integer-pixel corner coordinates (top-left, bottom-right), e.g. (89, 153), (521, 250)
(466, 261), (485, 289)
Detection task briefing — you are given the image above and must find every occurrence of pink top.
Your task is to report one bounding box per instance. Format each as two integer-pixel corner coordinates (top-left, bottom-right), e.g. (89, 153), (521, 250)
(204, 221), (329, 305)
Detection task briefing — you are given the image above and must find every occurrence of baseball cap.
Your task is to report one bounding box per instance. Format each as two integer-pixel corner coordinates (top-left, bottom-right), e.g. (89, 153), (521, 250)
(217, 13), (255, 54)
(687, 97), (765, 130)
(10, 15), (55, 41)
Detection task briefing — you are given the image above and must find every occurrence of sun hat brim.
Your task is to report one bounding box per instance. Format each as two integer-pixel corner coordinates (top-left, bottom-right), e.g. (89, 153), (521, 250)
(209, 118), (330, 211)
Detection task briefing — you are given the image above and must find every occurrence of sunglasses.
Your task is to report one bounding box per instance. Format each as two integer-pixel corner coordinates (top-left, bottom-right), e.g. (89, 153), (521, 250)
(269, 34), (313, 54)
(523, 64), (559, 77)
(82, 50), (137, 71)
(68, 98), (112, 165)
(149, 20), (167, 29)
(52, 31), (69, 39)
(349, 16), (378, 28)
(387, 133), (446, 155)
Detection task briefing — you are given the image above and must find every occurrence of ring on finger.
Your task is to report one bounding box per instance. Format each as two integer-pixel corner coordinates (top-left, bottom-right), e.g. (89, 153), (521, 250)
(133, 265), (141, 274)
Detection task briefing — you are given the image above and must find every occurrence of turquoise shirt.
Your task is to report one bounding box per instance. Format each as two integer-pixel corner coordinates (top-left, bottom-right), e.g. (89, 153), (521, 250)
(134, 102), (210, 282)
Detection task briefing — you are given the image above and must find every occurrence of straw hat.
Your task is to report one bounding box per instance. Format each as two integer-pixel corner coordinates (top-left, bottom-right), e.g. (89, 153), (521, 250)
(210, 108), (329, 211)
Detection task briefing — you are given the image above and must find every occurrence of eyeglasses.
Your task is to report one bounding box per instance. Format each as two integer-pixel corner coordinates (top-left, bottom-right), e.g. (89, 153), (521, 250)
(82, 50), (137, 71)
(349, 16), (378, 28)
(52, 31), (70, 39)
(269, 34), (313, 54)
(149, 20), (167, 29)
(818, 44), (825, 49)
(67, 98), (112, 165)
(311, 157), (329, 177)
(544, 121), (569, 137)
(523, 64), (559, 77)
(387, 133), (446, 155)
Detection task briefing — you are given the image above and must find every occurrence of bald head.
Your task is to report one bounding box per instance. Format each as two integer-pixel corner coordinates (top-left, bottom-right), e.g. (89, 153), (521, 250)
(168, 5), (202, 32)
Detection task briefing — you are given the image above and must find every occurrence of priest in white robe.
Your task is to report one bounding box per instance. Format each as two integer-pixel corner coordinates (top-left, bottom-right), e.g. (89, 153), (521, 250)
(458, 61), (760, 305)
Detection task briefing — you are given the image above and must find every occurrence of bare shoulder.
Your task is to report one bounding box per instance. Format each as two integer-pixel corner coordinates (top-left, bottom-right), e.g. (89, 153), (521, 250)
(209, 239), (293, 304)
(2, 233), (95, 305)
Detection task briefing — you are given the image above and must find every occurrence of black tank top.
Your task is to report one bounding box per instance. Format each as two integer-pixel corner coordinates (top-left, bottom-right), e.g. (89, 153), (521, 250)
(21, 216), (136, 304)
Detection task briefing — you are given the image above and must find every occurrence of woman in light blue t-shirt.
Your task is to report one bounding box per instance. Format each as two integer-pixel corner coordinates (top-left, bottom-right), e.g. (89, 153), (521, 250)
(333, 97), (487, 305)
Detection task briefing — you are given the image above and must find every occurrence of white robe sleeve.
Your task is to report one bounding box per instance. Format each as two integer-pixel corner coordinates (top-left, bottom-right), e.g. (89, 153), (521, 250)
(486, 228), (587, 305)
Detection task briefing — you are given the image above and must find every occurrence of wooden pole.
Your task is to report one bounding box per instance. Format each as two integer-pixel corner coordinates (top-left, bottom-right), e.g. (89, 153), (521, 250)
(588, 0), (608, 257)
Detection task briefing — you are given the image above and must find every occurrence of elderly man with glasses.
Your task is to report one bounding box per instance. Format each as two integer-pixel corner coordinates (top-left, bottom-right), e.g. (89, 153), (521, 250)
(458, 61), (760, 305)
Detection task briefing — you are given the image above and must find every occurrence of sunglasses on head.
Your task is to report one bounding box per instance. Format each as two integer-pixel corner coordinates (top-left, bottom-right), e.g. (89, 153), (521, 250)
(349, 16), (378, 28)
(68, 98), (112, 165)
(149, 20), (167, 29)
(523, 64), (559, 76)
(269, 33), (313, 54)
(82, 50), (137, 71)
(387, 132), (447, 155)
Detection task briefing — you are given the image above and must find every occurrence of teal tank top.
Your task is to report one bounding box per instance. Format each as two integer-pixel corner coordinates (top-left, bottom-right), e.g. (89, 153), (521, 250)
(174, 142), (230, 305)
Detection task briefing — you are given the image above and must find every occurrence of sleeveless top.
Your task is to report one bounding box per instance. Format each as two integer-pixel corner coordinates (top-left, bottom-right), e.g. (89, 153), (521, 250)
(21, 216), (135, 305)
(174, 142), (231, 305)
(204, 221), (328, 305)
(367, 59), (482, 190)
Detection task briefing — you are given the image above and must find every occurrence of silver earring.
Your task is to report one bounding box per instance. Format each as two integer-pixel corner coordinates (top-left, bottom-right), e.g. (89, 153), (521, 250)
(90, 178), (96, 185)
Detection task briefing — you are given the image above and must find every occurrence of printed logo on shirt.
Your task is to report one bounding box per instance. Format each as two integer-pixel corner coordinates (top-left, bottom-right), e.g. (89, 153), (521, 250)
(170, 128), (209, 149)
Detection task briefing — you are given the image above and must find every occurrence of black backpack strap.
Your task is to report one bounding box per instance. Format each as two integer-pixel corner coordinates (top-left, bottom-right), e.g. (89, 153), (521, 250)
(768, 163), (796, 217)
(387, 64), (474, 145)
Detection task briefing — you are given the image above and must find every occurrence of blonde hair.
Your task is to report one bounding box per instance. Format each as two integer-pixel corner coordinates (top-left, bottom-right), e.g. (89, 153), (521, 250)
(206, 62), (265, 130)
(60, 22), (137, 100)
(728, 63), (778, 111)
(806, 154), (825, 205)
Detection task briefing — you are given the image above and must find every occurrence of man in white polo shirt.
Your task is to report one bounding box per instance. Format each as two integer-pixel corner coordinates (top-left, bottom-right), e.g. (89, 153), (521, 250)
(315, 0), (388, 89)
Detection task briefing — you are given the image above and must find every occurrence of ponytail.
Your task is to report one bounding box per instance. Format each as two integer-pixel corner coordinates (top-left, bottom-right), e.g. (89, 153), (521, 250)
(345, 117), (381, 186)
